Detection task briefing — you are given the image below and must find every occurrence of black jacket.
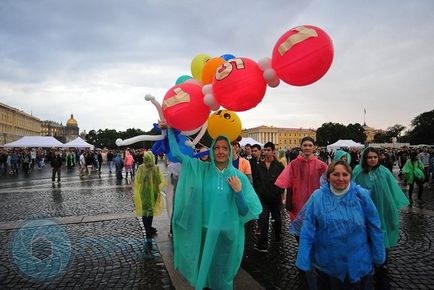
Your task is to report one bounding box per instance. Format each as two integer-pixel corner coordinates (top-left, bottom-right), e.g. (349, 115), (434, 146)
(256, 159), (284, 199)
(51, 155), (63, 169)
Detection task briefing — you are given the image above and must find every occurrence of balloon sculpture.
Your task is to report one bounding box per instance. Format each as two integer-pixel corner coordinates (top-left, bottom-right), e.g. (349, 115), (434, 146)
(117, 24), (334, 153)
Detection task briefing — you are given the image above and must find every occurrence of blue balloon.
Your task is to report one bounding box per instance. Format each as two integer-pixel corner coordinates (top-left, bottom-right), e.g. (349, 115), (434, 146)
(221, 54), (236, 61)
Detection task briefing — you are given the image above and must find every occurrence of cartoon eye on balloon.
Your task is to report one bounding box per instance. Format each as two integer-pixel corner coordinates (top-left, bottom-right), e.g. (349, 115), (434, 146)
(207, 109), (242, 142)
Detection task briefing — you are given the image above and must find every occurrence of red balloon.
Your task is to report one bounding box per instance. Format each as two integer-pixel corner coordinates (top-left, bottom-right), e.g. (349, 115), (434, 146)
(162, 83), (210, 131)
(213, 57), (266, 112)
(272, 25), (334, 86)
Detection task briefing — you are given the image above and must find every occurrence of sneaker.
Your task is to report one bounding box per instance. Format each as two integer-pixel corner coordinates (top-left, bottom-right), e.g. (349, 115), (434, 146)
(149, 227), (158, 234)
(253, 244), (268, 253)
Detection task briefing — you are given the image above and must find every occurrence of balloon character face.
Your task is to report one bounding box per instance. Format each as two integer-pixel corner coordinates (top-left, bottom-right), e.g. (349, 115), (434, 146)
(272, 25), (334, 86)
(212, 57), (267, 112)
(162, 83), (210, 131)
(207, 109), (242, 142)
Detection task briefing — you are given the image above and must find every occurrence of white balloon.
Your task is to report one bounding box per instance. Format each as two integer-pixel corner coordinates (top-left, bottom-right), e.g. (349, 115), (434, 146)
(116, 135), (165, 146)
(203, 93), (216, 107)
(263, 68), (277, 81)
(202, 84), (213, 95)
(258, 57), (272, 71)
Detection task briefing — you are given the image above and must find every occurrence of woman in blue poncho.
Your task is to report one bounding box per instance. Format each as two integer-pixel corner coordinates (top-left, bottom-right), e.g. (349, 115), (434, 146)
(296, 161), (385, 289)
(165, 124), (262, 290)
(352, 147), (409, 290)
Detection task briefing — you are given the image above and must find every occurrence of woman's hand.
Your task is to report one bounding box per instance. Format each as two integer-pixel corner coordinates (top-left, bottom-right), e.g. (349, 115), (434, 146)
(158, 120), (168, 130)
(227, 175), (242, 193)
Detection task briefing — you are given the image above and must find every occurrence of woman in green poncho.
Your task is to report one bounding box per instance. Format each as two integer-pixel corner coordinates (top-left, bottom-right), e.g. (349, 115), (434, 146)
(165, 125), (262, 290)
(133, 151), (166, 238)
(333, 149), (351, 164)
(352, 147), (409, 290)
(402, 150), (425, 206)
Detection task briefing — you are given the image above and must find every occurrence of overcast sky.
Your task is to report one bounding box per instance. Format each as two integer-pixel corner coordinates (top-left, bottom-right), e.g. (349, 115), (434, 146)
(1, 0), (433, 134)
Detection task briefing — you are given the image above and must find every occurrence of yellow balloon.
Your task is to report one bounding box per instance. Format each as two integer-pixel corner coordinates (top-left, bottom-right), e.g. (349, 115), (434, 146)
(207, 110), (242, 141)
(191, 54), (211, 81)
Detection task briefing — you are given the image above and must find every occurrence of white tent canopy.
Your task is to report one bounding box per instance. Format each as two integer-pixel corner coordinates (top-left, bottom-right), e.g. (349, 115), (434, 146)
(239, 137), (264, 147)
(3, 136), (64, 148)
(327, 139), (365, 151)
(62, 137), (94, 149)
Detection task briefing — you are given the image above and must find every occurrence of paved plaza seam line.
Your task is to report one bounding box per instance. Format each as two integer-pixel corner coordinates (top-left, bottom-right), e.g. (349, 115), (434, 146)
(0, 211), (136, 230)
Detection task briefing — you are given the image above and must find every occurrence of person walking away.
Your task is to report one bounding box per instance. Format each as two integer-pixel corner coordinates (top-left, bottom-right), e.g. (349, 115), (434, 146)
(85, 150), (94, 176)
(255, 142), (284, 252)
(51, 150), (63, 183)
(114, 153), (124, 180)
(97, 150), (103, 173)
(353, 147), (409, 289)
(79, 151), (86, 177)
(402, 151), (425, 206)
(133, 151), (166, 239)
(419, 146), (430, 186)
(107, 150), (114, 173)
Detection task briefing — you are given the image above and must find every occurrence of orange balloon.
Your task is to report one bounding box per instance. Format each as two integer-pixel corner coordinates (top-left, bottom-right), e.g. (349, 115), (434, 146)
(201, 57), (226, 85)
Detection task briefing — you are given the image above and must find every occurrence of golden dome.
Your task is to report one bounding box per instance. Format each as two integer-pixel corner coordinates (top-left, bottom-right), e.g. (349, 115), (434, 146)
(66, 114), (78, 126)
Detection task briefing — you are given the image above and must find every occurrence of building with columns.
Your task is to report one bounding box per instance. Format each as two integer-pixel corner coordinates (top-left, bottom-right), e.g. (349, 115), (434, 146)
(0, 102), (42, 146)
(242, 125), (316, 149)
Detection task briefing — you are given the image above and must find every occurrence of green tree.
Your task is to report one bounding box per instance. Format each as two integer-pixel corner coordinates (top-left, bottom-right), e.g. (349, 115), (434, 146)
(316, 122), (349, 146)
(372, 124), (405, 143)
(346, 123), (366, 144)
(400, 109), (434, 144)
(373, 132), (389, 143)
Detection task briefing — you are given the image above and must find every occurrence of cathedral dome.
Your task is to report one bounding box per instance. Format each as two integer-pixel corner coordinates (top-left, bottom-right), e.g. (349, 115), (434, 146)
(66, 114), (78, 127)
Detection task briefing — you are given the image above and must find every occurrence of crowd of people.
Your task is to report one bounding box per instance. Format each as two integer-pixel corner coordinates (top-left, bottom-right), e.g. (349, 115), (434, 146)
(151, 131), (431, 290)
(2, 139), (433, 289)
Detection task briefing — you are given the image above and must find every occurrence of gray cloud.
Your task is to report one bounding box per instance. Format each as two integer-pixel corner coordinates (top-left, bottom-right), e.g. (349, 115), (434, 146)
(1, 0), (433, 134)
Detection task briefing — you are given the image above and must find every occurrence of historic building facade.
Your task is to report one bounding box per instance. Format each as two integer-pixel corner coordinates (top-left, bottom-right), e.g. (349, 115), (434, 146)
(242, 125), (317, 149)
(0, 102), (42, 146)
(41, 114), (79, 143)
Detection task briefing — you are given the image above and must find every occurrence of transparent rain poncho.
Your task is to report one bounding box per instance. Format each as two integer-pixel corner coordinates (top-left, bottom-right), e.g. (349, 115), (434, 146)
(295, 182), (385, 283)
(333, 149), (352, 164)
(353, 153), (409, 249)
(275, 155), (327, 221)
(168, 129), (262, 290)
(133, 151), (167, 217)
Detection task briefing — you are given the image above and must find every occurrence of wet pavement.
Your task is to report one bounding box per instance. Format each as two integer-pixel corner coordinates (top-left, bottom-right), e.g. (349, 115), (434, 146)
(0, 166), (173, 289)
(0, 163), (433, 289)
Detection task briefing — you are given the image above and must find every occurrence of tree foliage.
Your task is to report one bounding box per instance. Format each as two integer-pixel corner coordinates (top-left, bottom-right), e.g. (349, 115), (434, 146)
(400, 109), (434, 144)
(373, 124), (406, 143)
(316, 122), (366, 146)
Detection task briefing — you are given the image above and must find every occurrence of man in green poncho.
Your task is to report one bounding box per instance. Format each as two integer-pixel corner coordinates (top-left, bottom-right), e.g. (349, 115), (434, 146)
(164, 123), (262, 290)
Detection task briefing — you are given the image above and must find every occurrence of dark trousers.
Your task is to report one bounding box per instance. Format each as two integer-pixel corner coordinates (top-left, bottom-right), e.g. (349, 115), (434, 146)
(317, 269), (373, 290)
(142, 216), (154, 238)
(408, 179), (424, 201)
(52, 167), (61, 182)
(258, 196), (281, 246)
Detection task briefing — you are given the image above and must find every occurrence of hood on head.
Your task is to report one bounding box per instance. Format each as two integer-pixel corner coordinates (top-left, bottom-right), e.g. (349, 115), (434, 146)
(143, 151), (156, 168)
(209, 135), (234, 170)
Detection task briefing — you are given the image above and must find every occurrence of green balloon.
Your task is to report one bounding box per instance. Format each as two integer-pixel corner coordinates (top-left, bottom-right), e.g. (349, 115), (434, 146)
(175, 75), (192, 85)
